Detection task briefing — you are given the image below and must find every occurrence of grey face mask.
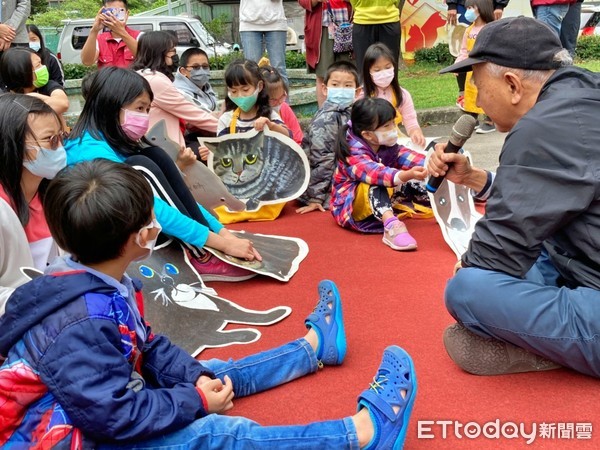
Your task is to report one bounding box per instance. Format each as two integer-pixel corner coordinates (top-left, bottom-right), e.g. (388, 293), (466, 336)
(190, 67), (210, 88)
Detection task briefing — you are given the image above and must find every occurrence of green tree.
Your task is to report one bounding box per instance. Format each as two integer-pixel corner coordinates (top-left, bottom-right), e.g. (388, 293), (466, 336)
(31, 0), (49, 16)
(30, 0), (161, 27)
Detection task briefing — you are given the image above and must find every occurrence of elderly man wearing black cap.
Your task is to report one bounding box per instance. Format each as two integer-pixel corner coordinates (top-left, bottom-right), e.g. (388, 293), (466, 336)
(428, 16), (600, 378)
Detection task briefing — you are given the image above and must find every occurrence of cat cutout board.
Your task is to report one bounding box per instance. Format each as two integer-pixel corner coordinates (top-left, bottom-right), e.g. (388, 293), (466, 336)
(201, 128), (310, 212)
(426, 150), (483, 258)
(145, 120), (245, 218)
(128, 239), (292, 356)
(205, 231), (309, 282)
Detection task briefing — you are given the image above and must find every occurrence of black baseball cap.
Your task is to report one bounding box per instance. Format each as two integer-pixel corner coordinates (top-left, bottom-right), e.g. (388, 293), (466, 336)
(440, 17), (564, 74)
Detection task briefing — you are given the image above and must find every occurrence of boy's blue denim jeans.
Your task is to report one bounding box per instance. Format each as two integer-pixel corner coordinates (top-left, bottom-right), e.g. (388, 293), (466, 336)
(99, 338), (359, 449)
(445, 251), (600, 377)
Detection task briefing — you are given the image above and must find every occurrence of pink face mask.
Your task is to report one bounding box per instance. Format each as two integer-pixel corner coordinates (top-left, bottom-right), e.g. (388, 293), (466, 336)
(370, 67), (396, 89)
(121, 109), (150, 141)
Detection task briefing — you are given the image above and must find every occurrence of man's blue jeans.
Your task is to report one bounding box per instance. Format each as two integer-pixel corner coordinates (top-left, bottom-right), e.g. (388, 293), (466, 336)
(445, 251), (600, 377)
(240, 30), (288, 85)
(99, 339), (359, 449)
(534, 5), (570, 36)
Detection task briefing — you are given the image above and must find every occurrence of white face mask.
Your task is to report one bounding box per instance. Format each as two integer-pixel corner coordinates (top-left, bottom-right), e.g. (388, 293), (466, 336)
(374, 129), (399, 147)
(134, 218), (162, 261)
(23, 144), (67, 179)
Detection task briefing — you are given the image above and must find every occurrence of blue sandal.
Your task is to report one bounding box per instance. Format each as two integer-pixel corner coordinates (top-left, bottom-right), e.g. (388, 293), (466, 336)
(305, 280), (347, 365)
(358, 346), (417, 450)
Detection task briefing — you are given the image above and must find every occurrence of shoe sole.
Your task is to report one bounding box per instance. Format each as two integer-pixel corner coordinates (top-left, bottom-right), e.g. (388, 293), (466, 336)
(443, 323), (561, 375)
(319, 280), (347, 364)
(382, 236), (417, 251)
(199, 272), (257, 282)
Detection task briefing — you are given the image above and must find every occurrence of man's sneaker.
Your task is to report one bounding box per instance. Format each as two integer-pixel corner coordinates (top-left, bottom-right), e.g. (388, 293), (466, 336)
(383, 218), (417, 251)
(305, 280), (346, 366)
(357, 346), (417, 450)
(189, 253), (257, 282)
(443, 323), (561, 376)
(475, 122), (496, 134)
(455, 95), (465, 111)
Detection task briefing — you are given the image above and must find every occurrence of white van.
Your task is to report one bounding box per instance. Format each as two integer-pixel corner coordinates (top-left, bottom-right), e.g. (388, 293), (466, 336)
(57, 15), (230, 64)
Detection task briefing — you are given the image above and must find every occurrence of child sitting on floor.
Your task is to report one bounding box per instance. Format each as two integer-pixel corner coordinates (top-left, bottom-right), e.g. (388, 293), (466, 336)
(217, 59), (290, 138)
(331, 97), (428, 251)
(297, 61), (360, 215)
(0, 159), (417, 449)
(361, 43), (426, 148)
(260, 65), (304, 145)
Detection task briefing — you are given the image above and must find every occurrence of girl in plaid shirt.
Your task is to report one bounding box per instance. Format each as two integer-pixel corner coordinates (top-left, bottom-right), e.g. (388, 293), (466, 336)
(331, 97), (427, 251)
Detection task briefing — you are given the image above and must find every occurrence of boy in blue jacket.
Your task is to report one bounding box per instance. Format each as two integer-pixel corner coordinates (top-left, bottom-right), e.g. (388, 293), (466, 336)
(0, 159), (417, 449)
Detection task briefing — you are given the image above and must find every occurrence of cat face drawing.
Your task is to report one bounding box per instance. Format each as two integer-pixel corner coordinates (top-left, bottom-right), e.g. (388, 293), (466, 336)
(128, 239), (292, 356)
(203, 128), (310, 211)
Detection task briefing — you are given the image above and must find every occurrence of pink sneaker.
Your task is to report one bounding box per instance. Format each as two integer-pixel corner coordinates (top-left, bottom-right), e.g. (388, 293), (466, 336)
(190, 253), (257, 282)
(383, 218), (417, 251)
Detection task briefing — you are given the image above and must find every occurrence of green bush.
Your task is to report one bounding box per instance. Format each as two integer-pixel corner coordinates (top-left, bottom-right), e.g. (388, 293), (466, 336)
(285, 51), (307, 69)
(208, 52), (242, 70)
(208, 51), (306, 70)
(63, 63), (97, 80)
(575, 36), (600, 60)
(414, 43), (454, 66)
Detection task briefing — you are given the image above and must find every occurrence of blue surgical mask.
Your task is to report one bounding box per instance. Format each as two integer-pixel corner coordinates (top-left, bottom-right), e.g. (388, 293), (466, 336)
(190, 67), (210, 88)
(464, 8), (477, 23)
(326, 87), (355, 107)
(23, 145), (67, 179)
(29, 41), (41, 52)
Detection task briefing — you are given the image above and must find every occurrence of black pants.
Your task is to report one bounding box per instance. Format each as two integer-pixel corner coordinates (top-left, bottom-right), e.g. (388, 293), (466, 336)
(368, 185), (393, 221)
(560, 1), (582, 56)
(126, 145), (209, 257)
(352, 21), (401, 78)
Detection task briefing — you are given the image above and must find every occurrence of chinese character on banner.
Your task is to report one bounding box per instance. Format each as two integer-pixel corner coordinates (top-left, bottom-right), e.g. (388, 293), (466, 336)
(576, 423), (593, 440)
(558, 423), (574, 439)
(539, 423), (557, 439)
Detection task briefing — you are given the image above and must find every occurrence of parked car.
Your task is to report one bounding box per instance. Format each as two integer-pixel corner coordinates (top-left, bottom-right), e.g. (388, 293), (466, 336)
(57, 15), (230, 64)
(580, 5), (600, 36)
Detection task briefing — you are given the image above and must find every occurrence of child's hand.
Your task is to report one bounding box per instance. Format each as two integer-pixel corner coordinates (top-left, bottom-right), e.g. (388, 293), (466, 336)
(296, 202), (325, 214)
(253, 116), (272, 131)
(400, 166), (428, 183)
(409, 129), (426, 148)
(223, 236), (263, 262)
(176, 146), (197, 170)
(198, 145), (210, 161)
(197, 375), (234, 414)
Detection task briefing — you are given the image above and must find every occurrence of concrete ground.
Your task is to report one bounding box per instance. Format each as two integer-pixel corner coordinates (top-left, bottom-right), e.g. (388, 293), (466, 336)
(421, 122), (506, 173)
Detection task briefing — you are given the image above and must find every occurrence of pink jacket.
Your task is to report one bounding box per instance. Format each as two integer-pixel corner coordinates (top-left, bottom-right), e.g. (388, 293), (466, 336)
(138, 69), (219, 147)
(278, 102), (304, 145)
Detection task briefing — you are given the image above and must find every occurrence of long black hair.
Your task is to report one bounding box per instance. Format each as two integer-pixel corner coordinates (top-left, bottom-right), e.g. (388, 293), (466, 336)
(69, 67), (154, 157)
(0, 93), (60, 226)
(362, 43), (403, 107)
(335, 97), (396, 160)
(224, 59), (271, 118)
(131, 31), (177, 80)
(0, 48), (36, 93)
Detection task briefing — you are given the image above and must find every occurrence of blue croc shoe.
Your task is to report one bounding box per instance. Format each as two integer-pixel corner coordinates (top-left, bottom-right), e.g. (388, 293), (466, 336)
(305, 280), (347, 365)
(358, 346), (417, 450)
